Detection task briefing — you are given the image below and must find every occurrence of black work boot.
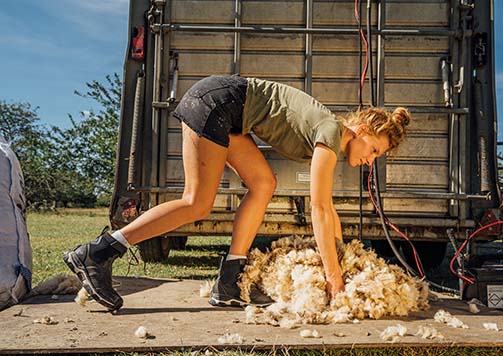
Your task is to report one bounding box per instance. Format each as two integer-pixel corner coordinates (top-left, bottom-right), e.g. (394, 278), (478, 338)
(63, 232), (127, 312)
(208, 257), (274, 307)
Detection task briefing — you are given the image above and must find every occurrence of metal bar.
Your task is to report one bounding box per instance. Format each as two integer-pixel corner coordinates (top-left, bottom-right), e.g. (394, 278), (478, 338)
(304, 0), (313, 94)
(376, 0), (385, 107)
(326, 105), (469, 114)
(233, 0), (242, 74)
(150, 1), (166, 206)
(132, 186), (491, 201)
(458, 4), (471, 221)
(168, 215), (469, 236)
(158, 0), (172, 194)
(158, 24), (458, 36)
(152, 102), (470, 114)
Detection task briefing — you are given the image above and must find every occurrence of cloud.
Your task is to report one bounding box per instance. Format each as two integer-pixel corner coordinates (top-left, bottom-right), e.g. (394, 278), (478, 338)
(496, 72), (503, 89)
(67, 0), (128, 15)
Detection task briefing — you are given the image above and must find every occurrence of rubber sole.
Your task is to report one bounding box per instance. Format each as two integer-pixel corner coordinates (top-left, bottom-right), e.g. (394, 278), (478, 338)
(208, 295), (247, 307)
(208, 294), (273, 308)
(63, 251), (123, 312)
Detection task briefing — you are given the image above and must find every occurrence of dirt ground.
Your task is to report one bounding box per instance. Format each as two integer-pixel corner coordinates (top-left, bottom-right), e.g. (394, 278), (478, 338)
(1, 277), (502, 354)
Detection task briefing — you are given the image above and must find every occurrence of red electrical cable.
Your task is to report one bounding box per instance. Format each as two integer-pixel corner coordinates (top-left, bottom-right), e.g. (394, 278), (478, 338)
(449, 220), (503, 285)
(367, 165), (426, 278)
(354, 0), (369, 103)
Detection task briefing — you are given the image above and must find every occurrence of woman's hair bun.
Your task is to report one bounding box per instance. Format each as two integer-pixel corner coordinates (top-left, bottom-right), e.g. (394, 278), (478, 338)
(392, 107), (411, 127)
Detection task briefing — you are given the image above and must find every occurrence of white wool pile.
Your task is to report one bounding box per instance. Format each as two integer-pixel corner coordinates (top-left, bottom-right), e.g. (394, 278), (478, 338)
(299, 329), (321, 338)
(199, 280), (214, 298)
(240, 236), (429, 326)
(217, 333), (243, 344)
(434, 309), (469, 329)
(30, 274), (82, 296)
(482, 323), (499, 331)
(414, 325), (444, 340)
(33, 316), (58, 325)
(134, 326), (149, 338)
(75, 288), (90, 307)
(380, 324), (407, 343)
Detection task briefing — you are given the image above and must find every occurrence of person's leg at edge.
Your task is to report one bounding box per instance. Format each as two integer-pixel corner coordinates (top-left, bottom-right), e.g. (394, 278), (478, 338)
(64, 123), (228, 311)
(120, 123), (228, 244)
(209, 134), (276, 307)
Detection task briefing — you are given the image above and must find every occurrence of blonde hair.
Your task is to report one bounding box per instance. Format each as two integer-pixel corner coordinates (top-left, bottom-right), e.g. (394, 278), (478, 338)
(345, 107), (411, 151)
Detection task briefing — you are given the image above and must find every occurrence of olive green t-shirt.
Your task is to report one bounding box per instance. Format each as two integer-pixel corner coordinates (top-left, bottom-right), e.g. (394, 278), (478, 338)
(242, 77), (343, 162)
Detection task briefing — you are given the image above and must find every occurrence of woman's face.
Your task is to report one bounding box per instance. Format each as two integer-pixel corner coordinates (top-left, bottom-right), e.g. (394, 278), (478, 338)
(345, 127), (390, 167)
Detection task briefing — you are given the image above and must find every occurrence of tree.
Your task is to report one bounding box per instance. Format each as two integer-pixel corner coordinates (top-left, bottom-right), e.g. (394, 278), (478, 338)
(0, 100), (56, 207)
(58, 74), (122, 204)
(0, 73), (122, 209)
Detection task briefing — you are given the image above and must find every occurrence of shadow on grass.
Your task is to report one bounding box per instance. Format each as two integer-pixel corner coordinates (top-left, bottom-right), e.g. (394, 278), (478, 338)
(161, 254), (223, 269)
(183, 244), (230, 253)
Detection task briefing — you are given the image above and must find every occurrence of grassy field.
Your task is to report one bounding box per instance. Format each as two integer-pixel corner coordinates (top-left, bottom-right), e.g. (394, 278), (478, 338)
(26, 209), (502, 356)
(28, 208), (230, 286)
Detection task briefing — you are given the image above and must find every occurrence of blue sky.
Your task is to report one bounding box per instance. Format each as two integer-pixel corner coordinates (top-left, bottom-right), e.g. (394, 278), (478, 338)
(0, 1), (502, 139)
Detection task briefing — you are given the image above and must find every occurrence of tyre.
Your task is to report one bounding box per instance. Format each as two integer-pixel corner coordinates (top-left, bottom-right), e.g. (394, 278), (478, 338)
(137, 236), (188, 262)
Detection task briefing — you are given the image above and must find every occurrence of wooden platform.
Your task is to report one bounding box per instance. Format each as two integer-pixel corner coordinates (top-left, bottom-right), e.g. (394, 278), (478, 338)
(1, 277), (502, 354)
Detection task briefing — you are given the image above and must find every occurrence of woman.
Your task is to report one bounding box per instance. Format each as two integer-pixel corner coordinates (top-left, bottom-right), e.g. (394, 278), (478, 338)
(63, 75), (410, 312)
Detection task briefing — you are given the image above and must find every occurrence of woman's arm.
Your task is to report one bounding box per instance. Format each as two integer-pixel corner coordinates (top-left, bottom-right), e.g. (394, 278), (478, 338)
(310, 143), (345, 297)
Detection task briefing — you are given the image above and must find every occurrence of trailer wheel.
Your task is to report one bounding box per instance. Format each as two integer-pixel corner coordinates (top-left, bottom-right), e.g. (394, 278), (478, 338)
(402, 241), (448, 272)
(137, 236), (188, 262)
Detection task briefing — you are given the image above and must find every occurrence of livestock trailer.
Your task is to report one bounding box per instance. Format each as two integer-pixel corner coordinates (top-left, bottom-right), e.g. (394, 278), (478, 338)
(110, 0), (501, 298)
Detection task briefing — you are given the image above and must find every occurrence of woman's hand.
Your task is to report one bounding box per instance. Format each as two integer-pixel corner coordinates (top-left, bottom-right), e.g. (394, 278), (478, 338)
(326, 274), (345, 299)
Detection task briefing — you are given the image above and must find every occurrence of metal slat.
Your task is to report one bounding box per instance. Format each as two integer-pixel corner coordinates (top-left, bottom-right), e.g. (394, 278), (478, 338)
(160, 24), (459, 36)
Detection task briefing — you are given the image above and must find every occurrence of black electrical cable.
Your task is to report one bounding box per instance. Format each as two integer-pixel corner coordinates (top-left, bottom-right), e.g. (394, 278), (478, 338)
(365, 0), (459, 295)
(366, 0), (375, 105)
(357, 0), (363, 240)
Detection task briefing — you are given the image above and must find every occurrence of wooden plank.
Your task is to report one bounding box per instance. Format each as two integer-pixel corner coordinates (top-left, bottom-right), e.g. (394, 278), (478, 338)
(241, 33), (304, 51)
(313, 34), (378, 53)
(4, 282), (503, 353)
(171, 33), (234, 50)
(393, 136), (448, 161)
(384, 82), (444, 107)
(171, 0), (234, 24)
(241, 53), (305, 77)
(405, 113), (449, 135)
(383, 197), (448, 214)
(385, 36), (449, 54)
(386, 164), (449, 190)
(314, 2), (377, 26)
(312, 81), (370, 105)
(242, 1), (304, 25)
(385, 55), (443, 80)
(177, 52), (234, 76)
(313, 54), (377, 79)
(386, 2), (449, 26)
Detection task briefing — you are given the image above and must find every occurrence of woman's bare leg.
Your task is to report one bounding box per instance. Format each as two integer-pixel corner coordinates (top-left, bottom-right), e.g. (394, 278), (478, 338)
(225, 134), (276, 255)
(121, 123), (228, 245)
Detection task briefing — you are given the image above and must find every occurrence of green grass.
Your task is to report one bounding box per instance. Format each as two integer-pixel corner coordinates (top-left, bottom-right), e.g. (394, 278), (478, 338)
(28, 208), (230, 287)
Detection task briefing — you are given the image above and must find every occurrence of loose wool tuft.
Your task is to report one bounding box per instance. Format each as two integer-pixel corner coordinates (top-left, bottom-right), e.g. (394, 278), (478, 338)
(30, 274), (82, 296)
(240, 236), (429, 326)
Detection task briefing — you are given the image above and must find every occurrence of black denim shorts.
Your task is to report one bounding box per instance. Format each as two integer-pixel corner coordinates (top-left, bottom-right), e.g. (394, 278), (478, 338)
(173, 75), (248, 147)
